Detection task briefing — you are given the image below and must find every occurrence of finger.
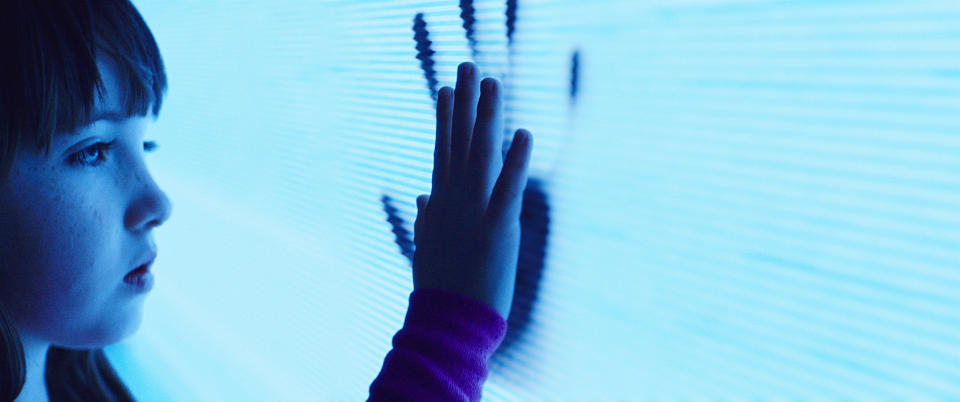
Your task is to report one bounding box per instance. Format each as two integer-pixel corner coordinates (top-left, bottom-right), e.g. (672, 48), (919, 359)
(487, 129), (532, 225)
(468, 77), (503, 210)
(434, 86), (453, 198)
(415, 194), (429, 248)
(451, 62), (480, 188)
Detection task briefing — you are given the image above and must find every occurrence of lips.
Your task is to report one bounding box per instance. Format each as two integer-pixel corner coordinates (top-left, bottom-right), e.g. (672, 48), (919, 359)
(125, 263), (149, 281)
(123, 259), (155, 291)
(126, 251), (156, 279)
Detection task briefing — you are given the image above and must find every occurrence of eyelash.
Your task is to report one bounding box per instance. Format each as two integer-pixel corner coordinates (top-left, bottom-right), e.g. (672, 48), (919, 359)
(70, 140), (158, 167)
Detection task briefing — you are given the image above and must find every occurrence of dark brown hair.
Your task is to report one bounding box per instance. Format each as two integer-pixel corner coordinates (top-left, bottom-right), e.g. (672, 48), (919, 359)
(0, 0), (166, 184)
(0, 0), (166, 400)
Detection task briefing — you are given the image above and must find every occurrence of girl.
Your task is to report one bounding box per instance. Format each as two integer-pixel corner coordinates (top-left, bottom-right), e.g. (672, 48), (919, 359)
(0, 0), (533, 401)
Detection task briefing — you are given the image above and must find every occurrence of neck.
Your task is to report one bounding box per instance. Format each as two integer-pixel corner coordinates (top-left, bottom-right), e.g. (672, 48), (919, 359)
(14, 334), (49, 402)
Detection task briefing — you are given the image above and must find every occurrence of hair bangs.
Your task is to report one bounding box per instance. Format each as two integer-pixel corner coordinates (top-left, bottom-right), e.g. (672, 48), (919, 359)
(0, 0), (166, 180)
(91, 0), (167, 122)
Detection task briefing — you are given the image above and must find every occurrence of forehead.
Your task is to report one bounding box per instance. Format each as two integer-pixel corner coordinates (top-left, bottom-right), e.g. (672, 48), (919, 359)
(92, 54), (127, 116)
(10, 55), (146, 167)
(50, 55), (131, 143)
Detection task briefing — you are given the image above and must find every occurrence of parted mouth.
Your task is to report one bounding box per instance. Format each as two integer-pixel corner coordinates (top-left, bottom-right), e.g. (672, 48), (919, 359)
(126, 252), (156, 279)
(125, 263), (149, 279)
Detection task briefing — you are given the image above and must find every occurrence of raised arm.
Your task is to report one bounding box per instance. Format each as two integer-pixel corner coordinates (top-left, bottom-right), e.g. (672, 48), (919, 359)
(368, 61), (533, 401)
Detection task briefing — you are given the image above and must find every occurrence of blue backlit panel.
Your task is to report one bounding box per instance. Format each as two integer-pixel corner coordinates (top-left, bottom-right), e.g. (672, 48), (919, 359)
(109, 1), (960, 399)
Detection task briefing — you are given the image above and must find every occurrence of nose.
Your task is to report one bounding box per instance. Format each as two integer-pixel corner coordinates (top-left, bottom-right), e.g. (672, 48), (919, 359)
(124, 165), (173, 234)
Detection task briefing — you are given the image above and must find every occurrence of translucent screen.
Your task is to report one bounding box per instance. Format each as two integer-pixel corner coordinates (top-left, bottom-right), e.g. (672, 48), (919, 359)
(108, 1), (960, 399)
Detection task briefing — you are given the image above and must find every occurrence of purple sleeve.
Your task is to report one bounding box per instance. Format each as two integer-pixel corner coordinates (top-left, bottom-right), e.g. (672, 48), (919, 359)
(367, 288), (508, 402)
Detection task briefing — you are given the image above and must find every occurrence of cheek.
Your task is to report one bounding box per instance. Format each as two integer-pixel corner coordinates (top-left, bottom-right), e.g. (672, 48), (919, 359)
(44, 198), (117, 291)
(0, 190), (117, 332)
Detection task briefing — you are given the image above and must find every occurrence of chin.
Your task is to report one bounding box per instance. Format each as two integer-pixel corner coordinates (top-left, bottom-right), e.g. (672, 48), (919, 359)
(54, 307), (146, 349)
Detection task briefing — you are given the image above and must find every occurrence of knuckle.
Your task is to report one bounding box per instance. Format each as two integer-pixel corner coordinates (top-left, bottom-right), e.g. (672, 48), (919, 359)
(478, 100), (496, 117)
(455, 83), (472, 98)
(506, 155), (524, 169)
(503, 188), (520, 204)
(472, 147), (490, 163)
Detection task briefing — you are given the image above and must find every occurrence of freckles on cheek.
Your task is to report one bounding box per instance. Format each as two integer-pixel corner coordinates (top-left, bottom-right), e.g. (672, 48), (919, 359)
(48, 192), (98, 271)
(41, 171), (118, 276)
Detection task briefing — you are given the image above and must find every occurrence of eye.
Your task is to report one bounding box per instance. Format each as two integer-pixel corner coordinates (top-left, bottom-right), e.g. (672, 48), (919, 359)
(69, 140), (158, 167)
(70, 141), (115, 167)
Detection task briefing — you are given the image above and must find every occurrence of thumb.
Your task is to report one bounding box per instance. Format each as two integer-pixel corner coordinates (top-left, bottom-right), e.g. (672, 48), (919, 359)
(414, 194), (430, 248)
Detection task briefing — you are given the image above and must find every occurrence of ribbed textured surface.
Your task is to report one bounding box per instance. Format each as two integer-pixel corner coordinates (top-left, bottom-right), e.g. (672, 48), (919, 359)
(109, 1), (960, 400)
(337, 0), (960, 400)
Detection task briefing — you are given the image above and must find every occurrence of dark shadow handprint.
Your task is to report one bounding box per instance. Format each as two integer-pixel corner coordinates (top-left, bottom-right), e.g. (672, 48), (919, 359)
(381, 0), (580, 356)
(460, 0), (478, 60)
(412, 13), (438, 102)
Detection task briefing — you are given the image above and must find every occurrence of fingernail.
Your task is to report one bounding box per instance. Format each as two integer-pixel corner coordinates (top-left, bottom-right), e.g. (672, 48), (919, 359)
(460, 62), (473, 77)
(482, 78), (493, 94)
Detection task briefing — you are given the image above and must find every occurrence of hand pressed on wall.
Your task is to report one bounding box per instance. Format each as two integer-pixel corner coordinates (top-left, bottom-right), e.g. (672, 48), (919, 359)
(412, 61), (533, 320)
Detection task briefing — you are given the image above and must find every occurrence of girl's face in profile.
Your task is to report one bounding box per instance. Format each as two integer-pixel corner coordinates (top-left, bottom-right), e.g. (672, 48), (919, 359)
(0, 55), (172, 349)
